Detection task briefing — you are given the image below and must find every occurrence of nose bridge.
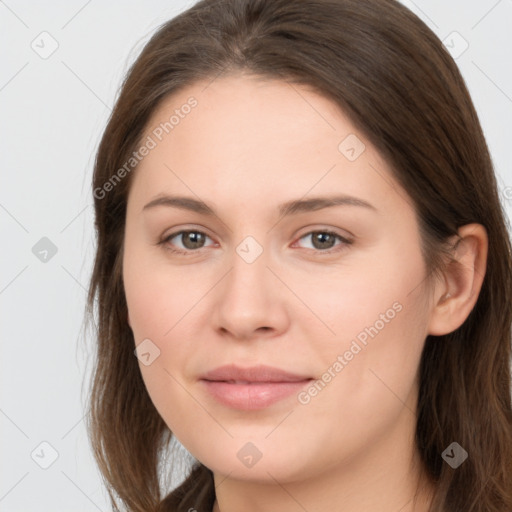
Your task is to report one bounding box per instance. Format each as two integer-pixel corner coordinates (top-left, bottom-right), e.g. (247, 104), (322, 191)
(212, 233), (289, 338)
(226, 234), (271, 305)
(235, 234), (266, 267)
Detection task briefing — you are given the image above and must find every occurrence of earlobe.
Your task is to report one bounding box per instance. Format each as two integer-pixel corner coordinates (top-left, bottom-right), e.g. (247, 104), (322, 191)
(427, 223), (488, 336)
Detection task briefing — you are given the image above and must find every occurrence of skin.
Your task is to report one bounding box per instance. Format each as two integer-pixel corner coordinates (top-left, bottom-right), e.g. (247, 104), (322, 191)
(123, 73), (487, 512)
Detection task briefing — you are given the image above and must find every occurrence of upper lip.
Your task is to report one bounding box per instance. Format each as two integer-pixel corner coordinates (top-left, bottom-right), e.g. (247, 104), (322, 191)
(200, 364), (312, 383)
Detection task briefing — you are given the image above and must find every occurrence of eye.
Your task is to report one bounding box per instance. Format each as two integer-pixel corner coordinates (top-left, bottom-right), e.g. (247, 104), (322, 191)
(159, 230), (216, 254)
(293, 230), (352, 253)
(158, 228), (352, 256)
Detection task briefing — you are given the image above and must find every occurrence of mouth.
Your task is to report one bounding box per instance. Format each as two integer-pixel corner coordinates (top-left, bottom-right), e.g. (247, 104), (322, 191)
(199, 364), (314, 410)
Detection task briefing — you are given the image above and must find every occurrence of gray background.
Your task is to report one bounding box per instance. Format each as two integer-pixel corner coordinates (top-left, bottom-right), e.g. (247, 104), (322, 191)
(1, 0), (511, 510)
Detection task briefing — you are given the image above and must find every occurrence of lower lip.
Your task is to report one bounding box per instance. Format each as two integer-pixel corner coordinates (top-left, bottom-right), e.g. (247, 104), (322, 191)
(201, 379), (312, 410)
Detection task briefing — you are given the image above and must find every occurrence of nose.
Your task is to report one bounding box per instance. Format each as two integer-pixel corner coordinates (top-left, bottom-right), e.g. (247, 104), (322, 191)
(211, 246), (290, 341)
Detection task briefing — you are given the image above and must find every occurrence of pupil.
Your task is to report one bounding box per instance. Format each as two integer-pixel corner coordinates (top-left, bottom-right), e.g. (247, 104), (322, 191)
(313, 232), (334, 249)
(184, 232), (204, 249)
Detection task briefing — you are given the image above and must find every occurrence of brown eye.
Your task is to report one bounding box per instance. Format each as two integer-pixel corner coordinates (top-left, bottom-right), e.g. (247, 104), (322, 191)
(311, 232), (337, 250)
(179, 231), (207, 249)
(162, 230), (214, 253)
(295, 230), (352, 252)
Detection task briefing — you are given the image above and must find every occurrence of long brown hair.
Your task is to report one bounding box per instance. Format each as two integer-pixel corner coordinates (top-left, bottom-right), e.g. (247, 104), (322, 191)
(86, 0), (512, 510)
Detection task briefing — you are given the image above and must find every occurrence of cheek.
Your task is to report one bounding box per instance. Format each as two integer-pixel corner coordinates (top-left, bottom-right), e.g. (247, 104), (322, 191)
(292, 240), (429, 419)
(304, 292), (427, 469)
(286, 239), (427, 356)
(123, 250), (215, 414)
(123, 257), (205, 438)
(123, 248), (209, 343)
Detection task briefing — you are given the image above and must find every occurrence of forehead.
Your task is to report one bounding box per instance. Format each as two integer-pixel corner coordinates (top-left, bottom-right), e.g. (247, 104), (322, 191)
(127, 74), (409, 219)
(145, 74), (348, 161)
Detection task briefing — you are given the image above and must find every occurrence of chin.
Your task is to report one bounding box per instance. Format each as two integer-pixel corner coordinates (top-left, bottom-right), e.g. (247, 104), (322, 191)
(194, 437), (319, 484)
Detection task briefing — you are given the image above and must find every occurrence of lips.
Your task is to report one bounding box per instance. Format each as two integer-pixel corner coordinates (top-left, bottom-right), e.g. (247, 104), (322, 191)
(200, 364), (313, 410)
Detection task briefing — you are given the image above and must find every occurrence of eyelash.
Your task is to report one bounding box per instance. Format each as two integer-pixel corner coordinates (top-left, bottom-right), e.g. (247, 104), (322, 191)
(157, 229), (353, 256)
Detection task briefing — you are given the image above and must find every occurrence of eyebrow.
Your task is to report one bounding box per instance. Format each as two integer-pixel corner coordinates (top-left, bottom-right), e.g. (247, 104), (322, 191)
(143, 194), (377, 217)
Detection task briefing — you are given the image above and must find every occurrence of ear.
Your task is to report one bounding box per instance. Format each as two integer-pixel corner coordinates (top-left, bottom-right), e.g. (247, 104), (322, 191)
(427, 223), (488, 336)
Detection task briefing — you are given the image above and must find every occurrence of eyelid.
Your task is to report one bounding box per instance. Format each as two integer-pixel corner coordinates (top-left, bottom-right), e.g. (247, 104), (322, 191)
(294, 224), (354, 242)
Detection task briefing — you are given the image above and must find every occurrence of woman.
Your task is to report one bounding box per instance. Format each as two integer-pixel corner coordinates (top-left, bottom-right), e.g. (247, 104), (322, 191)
(86, 0), (512, 511)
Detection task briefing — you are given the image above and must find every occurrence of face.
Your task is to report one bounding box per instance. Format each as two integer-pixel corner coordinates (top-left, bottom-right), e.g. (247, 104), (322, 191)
(123, 73), (433, 484)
